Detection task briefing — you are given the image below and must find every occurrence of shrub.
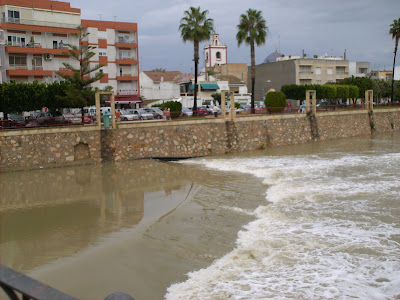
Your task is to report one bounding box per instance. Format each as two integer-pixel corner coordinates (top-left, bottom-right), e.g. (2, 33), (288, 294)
(264, 91), (286, 113)
(161, 101), (182, 119)
(234, 102), (241, 109)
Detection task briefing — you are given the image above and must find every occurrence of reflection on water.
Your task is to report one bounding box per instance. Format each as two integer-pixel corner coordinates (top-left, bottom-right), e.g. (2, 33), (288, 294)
(0, 160), (204, 272)
(0, 157), (264, 299)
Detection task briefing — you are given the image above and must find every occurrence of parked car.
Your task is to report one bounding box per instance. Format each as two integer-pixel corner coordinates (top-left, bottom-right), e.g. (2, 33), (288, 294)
(196, 106), (209, 116)
(120, 109), (140, 121)
(181, 107), (193, 117)
(25, 112), (52, 127)
(133, 109), (154, 120)
(143, 108), (163, 119)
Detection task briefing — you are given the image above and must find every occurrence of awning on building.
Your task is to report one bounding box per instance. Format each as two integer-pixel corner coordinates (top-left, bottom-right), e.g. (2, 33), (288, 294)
(106, 96), (141, 104)
(189, 84), (219, 90)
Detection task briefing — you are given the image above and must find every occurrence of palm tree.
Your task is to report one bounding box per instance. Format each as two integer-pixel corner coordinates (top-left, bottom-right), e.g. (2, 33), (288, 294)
(390, 18), (400, 103)
(237, 9), (268, 113)
(179, 7), (214, 114)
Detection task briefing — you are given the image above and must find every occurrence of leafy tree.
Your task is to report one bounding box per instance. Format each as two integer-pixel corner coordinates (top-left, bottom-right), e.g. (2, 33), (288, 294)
(179, 7), (214, 115)
(44, 81), (68, 116)
(56, 26), (104, 110)
(373, 79), (390, 102)
(389, 18), (400, 102)
(211, 92), (221, 104)
(337, 76), (373, 99)
(151, 68), (166, 72)
(237, 9), (268, 113)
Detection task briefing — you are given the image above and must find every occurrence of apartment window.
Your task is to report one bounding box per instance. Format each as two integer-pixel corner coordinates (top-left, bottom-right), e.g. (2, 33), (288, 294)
(98, 31), (107, 40)
(118, 35), (130, 43)
(300, 79), (312, 85)
(299, 65), (312, 74)
(7, 10), (20, 23)
(119, 50), (131, 59)
(99, 51), (107, 56)
(8, 35), (25, 47)
(327, 68), (333, 75)
(315, 67), (321, 75)
(9, 56), (27, 69)
(336, 66), (346, 75)
(32, 57), (42, 70)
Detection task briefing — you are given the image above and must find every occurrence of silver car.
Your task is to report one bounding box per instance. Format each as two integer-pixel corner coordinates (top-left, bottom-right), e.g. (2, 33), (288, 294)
(120, 109), (140, 121)
(143, 108), (163, 119)
(133, 109), (154, 120)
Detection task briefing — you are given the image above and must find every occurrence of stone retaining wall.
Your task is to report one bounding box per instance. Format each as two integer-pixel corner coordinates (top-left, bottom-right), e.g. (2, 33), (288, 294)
(316, 111), (371, 141)
(1, 109), (399, 172)
(0, 126), (101, 172)
(372, 109), (400, 132)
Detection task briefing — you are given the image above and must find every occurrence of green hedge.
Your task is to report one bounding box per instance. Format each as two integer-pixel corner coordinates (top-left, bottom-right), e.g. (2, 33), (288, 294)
(161, 101), (182, 119)
(264, 91), (286, 113)
(281, 83), (359, 100)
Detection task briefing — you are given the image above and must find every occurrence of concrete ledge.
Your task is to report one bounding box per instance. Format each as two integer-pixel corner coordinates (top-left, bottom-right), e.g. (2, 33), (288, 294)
(0, 124), (98, 137)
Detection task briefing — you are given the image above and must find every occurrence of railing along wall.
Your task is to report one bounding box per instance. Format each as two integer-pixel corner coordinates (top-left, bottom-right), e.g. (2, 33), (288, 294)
(0, 264), (134, 300)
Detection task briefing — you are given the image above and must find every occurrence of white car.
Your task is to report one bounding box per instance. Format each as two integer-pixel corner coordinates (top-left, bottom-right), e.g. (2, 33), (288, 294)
(120, 109), (140, 121)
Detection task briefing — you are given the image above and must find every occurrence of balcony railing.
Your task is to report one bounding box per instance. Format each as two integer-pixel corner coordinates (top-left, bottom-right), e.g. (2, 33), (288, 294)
(1, 17), (78, 29)
(6, 42), (74, 49)
(117, 38), (136, 44)
(336, 71), (348, 75)
(118, 89), (138, 95)
(9, 65), (27, 70)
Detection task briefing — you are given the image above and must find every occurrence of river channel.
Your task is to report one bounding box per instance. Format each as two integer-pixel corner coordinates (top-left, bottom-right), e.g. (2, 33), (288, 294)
(0, 132), (399, 299)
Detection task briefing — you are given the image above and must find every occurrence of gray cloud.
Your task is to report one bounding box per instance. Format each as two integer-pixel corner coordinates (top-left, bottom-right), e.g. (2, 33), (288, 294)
(68, 0), (400, 72)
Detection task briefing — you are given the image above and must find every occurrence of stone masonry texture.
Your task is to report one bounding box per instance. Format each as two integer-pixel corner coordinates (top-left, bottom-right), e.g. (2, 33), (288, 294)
(0, 109), (399, 172)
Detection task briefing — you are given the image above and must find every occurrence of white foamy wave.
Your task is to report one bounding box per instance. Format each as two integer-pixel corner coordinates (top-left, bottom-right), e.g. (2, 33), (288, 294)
(181, 153), (400, 204)
(169, 150), (400, 299)
(166, 203), (400, 299)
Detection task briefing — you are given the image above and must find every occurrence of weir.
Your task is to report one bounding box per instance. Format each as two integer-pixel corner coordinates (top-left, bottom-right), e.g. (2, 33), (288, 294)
(0, 109), (399, 172)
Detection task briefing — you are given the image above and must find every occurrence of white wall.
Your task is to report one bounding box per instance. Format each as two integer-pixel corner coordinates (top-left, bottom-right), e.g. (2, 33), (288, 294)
(139, 72), (180, 100)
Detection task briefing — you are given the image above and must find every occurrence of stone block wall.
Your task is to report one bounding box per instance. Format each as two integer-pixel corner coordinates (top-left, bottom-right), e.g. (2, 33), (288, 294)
(0, 127), (101, 172)
(1, 109), (399, 172)
(109, 121), (228, 161)
(372, 109), (400, 132)
(316, 111), (371, 141)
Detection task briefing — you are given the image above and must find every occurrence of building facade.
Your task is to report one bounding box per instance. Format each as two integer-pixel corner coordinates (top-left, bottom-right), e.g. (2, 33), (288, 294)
(204, 33), (227, 68)
(0, 0), (139, 105)
(349, 61), (370, 77)
(370, 70), (393, 81)
(250, 54), (350, 103)
(139, 71), (181, 102)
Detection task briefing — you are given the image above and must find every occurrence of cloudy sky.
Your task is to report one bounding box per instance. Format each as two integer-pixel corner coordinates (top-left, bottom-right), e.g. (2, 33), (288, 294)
(67, 0), (399, 73)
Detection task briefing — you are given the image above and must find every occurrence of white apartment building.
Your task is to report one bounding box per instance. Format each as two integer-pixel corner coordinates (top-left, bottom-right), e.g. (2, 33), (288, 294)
(0, 0), (140, 105)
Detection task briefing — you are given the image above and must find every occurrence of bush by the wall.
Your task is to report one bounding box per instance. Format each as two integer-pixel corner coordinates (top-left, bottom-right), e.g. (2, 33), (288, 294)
(161, 101), (182, 119)
(264, 91), (286, 113)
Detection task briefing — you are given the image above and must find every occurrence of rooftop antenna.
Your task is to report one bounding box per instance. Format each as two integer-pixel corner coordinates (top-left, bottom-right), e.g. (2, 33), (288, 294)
(98, 14), (102, 20)
(278, 34), (280, 53)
